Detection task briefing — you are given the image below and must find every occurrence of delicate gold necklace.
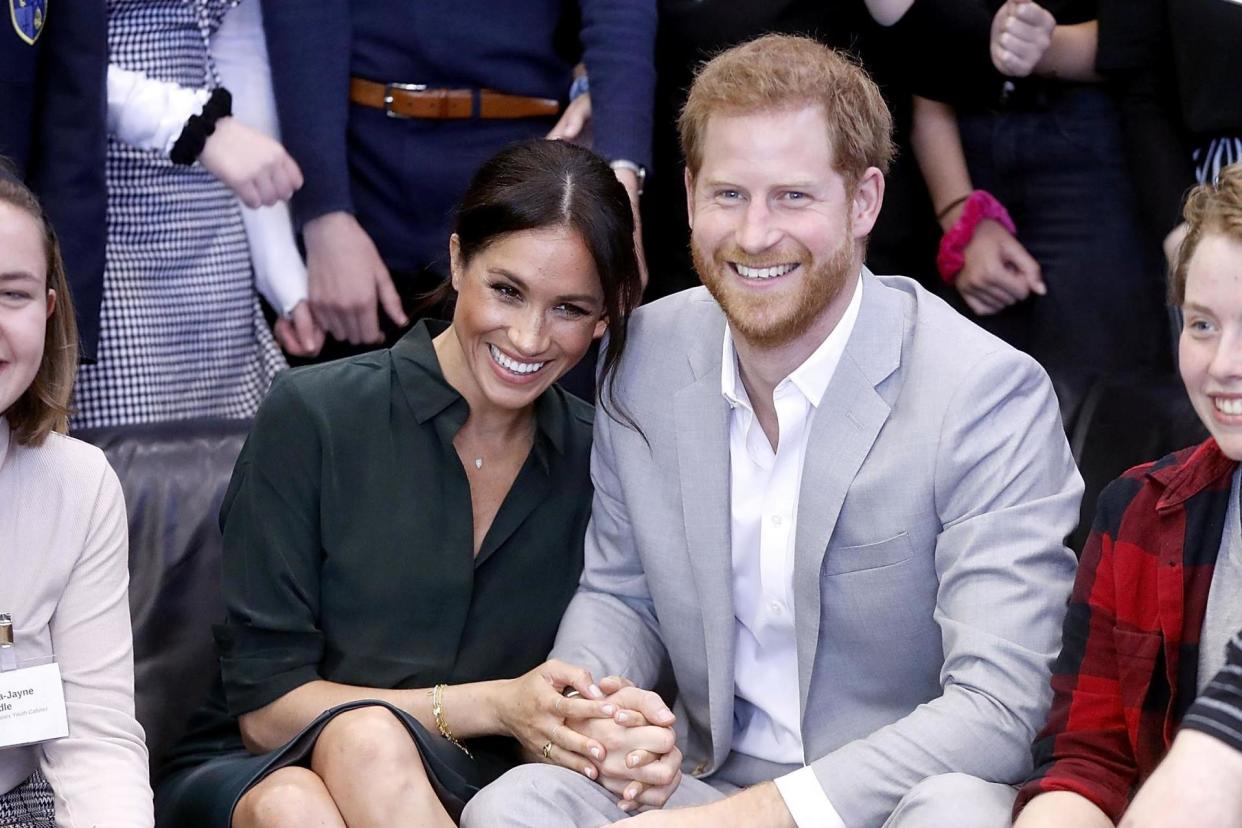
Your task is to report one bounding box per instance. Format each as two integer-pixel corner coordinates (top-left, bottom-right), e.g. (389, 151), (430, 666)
(462, 417), (535, 473)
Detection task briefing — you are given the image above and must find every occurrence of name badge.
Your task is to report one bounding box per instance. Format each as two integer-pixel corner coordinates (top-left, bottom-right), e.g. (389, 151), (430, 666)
(0, 662), (69, 748)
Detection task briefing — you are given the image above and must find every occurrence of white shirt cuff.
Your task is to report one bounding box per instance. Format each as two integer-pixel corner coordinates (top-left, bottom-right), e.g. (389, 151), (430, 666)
(774, 766), (847, 828)
(106, 64), (208, 154)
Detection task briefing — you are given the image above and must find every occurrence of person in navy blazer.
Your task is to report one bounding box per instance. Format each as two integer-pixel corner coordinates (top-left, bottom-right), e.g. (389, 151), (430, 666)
(0, 0), (107, 362)
(259, 0), (656, 354)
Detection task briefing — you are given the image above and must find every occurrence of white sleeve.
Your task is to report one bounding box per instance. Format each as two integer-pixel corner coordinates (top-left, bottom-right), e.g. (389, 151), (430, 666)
(106, 63), (207, 154)
(39, 465), (154, 828)
(211, 0), (308, 316)
(775, 767), (847, 828)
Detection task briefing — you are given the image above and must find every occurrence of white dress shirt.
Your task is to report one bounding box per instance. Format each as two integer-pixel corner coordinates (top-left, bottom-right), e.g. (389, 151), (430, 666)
(722, 273), (863, 828)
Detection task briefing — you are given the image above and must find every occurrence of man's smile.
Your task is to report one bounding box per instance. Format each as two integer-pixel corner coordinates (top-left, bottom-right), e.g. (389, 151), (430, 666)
(729, 262), (799, 280)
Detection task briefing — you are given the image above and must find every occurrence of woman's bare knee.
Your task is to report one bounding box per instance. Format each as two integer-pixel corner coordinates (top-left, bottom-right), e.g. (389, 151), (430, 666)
(308, 706), (449, 822)
(311, 705), (425, 777)
(233, 767), (343, 828)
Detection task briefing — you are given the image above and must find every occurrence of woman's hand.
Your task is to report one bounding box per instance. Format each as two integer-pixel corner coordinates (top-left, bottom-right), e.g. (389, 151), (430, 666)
(273, 300), (325, 357)
(199, 116), (303, 208)
(493, 660), (617, 777)
(990, 0), (1056, 78)
(956, 219), (1045, 315)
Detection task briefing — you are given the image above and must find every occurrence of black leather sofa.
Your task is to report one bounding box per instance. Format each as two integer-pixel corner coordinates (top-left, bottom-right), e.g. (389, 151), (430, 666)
(75, 418), (250, 774)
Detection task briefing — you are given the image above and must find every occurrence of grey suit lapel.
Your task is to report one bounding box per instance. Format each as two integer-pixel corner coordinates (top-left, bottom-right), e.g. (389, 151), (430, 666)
(793, 273), (904, 731)
(674, 317), (735, 767)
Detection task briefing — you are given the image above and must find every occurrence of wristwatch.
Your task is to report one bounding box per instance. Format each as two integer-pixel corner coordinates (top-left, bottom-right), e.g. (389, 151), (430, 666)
(609, 159), (646, 197)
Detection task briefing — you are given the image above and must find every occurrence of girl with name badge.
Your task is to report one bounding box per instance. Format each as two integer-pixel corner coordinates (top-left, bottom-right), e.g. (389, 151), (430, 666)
(0, 171), (154, 827)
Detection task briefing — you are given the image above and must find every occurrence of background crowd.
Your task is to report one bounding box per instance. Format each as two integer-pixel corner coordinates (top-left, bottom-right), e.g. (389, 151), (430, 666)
(5, 0), (1239, 422)
(4, 0), (1242, 827)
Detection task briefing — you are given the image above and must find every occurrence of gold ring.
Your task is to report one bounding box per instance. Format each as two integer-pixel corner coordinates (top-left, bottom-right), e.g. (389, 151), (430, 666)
(542, 740), (554, 760)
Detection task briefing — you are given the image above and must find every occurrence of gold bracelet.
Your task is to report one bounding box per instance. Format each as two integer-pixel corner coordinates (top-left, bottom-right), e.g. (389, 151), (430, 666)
(428, 683), (472, 757)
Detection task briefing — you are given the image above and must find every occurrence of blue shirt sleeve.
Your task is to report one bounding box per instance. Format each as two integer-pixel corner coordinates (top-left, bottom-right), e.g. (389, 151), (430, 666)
(259, 0), (355, 228)
(579, 0), (656, 170)
(27, 0), (108, 361)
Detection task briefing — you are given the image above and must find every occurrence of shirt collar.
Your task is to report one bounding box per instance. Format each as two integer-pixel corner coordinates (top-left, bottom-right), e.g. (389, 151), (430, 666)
(390, 319), (569, 458)
(1151, 437), (1240, 511)
(720, 271), (864, 410)
(0, 416), (9, 469)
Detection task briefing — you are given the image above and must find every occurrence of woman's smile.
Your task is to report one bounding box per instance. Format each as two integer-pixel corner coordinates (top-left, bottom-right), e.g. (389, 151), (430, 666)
(487, 343), (548, 378)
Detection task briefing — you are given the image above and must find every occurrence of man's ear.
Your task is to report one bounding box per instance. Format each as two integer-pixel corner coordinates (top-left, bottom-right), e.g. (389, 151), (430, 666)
(592, 316), (608, 341)
(684, 168), (696, 230)
(45, 288), (56, 320)
(851, 167), (885, 240)
(448, 234), (463, 291)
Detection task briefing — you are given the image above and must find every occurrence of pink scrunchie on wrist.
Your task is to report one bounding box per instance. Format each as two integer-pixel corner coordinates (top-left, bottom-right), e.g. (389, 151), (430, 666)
(936, 190), (1017, 284)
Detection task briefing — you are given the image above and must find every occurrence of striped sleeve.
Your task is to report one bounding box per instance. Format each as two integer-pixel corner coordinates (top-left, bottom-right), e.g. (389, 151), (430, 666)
(1183, 630), (1242, 753)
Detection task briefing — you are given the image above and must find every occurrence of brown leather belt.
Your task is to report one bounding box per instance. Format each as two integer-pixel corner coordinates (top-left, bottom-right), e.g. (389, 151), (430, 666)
(349, 78), (560, 120)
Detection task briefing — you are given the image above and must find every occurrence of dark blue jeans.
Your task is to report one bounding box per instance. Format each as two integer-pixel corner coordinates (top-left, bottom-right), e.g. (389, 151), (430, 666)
(957, 87), (1172, 378)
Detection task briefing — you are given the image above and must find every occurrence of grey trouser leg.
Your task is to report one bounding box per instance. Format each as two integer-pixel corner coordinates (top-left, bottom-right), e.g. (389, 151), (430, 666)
(882, 773), (1017, 828)
(461, 764), (727, 828)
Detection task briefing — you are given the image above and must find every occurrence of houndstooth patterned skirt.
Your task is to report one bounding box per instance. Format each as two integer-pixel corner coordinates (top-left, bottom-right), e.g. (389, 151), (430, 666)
(0, 770), (55, 828)
(72, 0), (284, 429)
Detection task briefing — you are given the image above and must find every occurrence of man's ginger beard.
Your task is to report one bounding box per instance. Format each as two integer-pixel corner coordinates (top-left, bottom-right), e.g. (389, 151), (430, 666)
(691, 216), (856, 349)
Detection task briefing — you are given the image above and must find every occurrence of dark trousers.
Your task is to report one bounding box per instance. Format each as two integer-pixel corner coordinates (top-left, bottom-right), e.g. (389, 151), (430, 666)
(955, 87), (1173, 379)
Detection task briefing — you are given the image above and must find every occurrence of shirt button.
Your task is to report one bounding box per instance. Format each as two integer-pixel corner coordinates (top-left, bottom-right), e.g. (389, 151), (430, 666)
(771, 514), (783, 526)
(769, 601), (784, 615)
(692, 761), (709, 777)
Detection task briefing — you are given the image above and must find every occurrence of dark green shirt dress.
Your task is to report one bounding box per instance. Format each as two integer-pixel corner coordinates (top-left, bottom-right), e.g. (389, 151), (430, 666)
(155, 321), (595, 827)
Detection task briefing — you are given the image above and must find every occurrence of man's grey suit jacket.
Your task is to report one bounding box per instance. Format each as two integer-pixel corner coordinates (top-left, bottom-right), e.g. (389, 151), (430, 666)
(552, 271), (1083, 825)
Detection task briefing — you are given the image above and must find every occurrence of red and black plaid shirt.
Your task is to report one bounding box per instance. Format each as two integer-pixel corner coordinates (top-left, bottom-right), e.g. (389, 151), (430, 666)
(1014, 438), (1238, 822)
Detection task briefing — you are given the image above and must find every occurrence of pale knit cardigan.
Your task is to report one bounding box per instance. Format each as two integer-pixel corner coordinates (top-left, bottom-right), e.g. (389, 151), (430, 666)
(0, 417), (153, 827)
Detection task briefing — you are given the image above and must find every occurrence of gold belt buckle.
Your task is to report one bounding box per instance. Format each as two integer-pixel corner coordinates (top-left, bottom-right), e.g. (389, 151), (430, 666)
(384, 82), (427, 119)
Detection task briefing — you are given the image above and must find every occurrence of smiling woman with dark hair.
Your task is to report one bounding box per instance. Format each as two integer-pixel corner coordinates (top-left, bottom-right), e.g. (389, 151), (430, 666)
(154, 139), (646, 828)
